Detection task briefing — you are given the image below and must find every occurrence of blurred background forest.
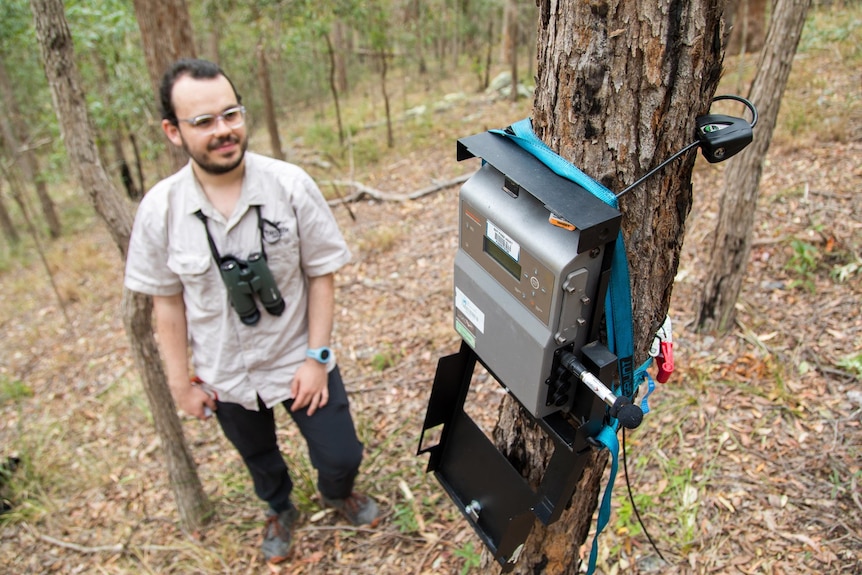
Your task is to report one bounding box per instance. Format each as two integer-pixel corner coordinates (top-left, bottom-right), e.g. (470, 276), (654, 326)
(0, 0), (538, 237)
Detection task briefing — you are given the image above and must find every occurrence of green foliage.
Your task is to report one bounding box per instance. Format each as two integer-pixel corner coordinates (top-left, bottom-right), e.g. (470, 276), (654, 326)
(786, 239), (820, 292)
(2, 0), (520, 211)
(0, 0), (56, 149)
(613, 490), (654, 537)
(799, 7), (862, 59)
(660, 462), (699, 548)
(392, 501), (420, 534)
(371, 345), (399, 371)
(453, 541), (482, 574)
(837, 352), (862, 378)
(0, 454), (45, 527)
(65, 0), (162, 161)
(0, 376), (32, 404)
(776, 3), (862, 143)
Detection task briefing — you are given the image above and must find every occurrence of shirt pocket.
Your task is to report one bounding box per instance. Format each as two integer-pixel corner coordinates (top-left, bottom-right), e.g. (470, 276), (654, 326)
(167, 252), (222, 315)
(262, 229), (301, 290)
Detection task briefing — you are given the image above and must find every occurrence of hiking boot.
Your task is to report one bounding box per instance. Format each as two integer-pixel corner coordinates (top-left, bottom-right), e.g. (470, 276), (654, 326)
(321, 491), (380, 527)
(261, 505), (299, 564)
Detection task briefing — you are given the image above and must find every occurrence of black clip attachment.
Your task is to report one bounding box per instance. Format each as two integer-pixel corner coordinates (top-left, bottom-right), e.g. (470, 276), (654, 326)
(696, 95), (758, 163)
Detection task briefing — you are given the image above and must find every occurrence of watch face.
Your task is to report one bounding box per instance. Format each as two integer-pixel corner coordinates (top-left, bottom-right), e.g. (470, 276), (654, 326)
(309, 347), (331, 362)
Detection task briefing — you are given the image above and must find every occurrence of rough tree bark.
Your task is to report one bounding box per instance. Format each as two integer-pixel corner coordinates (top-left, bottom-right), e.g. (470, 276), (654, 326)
(132, 0), (196, 175)
(30, 0), (212, 532)
(487, 1), (727, 572)
(696, 0), (811, 333)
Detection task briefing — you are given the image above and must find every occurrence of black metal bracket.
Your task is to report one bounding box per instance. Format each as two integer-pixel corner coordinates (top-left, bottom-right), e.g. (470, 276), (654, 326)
(417, 341), (608, 571)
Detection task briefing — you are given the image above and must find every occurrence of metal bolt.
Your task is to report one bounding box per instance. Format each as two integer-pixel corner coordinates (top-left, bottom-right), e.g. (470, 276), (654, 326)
(466, 500), (482, 521)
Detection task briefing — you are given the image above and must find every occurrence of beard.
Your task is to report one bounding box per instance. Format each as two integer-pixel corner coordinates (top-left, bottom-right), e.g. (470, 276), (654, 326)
(182, 133), (248, 175)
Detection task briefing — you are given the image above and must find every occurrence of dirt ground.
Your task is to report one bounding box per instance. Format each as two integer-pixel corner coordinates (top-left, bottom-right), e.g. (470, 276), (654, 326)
(1, 21), (861, 575)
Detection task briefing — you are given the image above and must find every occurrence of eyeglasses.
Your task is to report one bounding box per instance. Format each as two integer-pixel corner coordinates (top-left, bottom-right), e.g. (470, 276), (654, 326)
(178, 106), (246, 134)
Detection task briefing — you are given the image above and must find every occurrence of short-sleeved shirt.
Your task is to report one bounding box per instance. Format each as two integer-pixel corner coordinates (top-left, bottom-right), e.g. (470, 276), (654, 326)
(124, 152), (351, 409)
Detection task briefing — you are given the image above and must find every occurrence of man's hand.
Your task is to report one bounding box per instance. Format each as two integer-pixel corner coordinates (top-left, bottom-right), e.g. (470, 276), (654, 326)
(174, 383), (218, 421)
(290, 359), (329, 416)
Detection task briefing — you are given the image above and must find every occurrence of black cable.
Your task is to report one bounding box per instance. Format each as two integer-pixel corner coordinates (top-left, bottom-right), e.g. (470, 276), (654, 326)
(615, 94), (757, 199)
(622, 427), (668, 564)
(615, 140), (700, 199)
(712, 94), (759, 128)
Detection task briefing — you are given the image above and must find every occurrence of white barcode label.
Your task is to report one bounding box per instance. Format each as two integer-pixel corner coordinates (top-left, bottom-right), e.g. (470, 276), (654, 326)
(486, 220), (520, 260)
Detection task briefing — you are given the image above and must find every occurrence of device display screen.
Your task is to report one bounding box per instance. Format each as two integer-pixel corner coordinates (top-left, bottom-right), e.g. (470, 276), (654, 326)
(484, 236), (521, 279)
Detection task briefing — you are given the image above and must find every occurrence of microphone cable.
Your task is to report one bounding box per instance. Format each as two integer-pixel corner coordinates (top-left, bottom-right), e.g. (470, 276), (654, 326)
(622, 427), (669, 564)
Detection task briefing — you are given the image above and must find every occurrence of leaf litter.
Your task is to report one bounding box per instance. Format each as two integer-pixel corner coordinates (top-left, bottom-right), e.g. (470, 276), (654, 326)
(1, 24), (861, 575)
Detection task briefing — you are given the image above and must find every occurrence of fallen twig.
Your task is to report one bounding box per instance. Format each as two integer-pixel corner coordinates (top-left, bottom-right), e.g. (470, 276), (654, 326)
(324, 173), (473, 205)
(23, 522), (191, 556)
(24, 522), (124, 555)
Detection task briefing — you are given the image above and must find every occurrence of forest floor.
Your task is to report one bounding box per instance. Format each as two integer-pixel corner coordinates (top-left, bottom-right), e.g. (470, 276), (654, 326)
(1, 8), (861, 575)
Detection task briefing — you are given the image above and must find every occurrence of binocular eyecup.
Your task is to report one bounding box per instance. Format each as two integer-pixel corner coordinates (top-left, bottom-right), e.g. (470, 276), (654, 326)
(247, 253), (286, 316)
(219, 253), (285, 326)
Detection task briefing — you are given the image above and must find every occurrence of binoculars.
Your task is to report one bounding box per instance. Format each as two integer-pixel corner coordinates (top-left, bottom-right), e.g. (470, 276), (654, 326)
(219, 252), (285, 325)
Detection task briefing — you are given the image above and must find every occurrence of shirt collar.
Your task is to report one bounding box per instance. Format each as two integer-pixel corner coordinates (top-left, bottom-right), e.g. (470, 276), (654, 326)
(179, 153), (265, 225)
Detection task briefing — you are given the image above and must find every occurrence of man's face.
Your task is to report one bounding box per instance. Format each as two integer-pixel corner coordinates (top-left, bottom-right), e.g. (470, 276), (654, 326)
(162, 74), (248, 175)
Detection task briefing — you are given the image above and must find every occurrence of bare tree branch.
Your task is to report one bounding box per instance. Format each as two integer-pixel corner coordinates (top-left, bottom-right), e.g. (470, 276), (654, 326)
(323, 173), (473, 205)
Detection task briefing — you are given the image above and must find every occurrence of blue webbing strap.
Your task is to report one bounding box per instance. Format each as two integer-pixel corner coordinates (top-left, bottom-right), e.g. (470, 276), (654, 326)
(491, 119), (656, 574)
(587, 368), (657, 574)
(588, 422), (620, 574)
(492, 119), (636, 398)
(639, 369), (656, 415)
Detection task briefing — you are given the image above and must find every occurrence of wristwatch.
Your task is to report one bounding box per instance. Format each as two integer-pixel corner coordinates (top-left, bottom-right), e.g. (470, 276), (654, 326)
(306, 346), (332, 364)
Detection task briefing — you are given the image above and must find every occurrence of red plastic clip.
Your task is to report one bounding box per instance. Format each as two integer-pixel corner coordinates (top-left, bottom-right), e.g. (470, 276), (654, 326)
(652, 315), (674, 383)
(656, 340), (674, 383)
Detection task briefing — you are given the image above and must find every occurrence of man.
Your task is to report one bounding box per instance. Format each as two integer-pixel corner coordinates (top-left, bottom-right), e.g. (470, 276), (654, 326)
(124, 58), (378, 564)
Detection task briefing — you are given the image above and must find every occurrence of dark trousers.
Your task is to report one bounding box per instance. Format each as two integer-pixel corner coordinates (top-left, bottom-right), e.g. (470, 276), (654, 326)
(214, 366), (364, 514)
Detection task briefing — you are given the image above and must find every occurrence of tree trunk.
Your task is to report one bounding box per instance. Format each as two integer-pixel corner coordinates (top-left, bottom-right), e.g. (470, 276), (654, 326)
(696, 0), (811, 334)
(203, 0), (221, 64)
(379, 48), (394, 149)
(508, 0), (519, 102)
(727, 0), (769, 55)
(482, 17), (494, 91)
(489, 1), (727, 571)
(113, 134), (140, 200)
(128, 129), (145, 196)
(0, 182), (20, 245)
(324, 31), (346, 147)
(0, 56), (62, 239)
(30, 0), (212, 532)
(131, 0), (196, 175)
(256, 39), (285, 161)
(122, 288), (214, 529)
(332, 19), (350, 93)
